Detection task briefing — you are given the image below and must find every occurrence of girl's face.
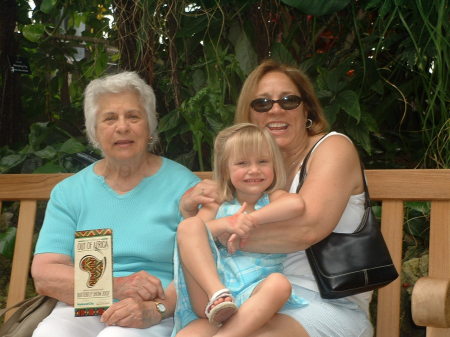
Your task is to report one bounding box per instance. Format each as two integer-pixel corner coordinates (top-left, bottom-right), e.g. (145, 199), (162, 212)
(228, 151), (275, 200)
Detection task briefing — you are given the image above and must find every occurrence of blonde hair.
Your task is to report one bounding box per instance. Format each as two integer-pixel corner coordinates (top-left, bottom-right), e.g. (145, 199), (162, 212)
(235, 59), (329, 135)
(213, 123), (286, 201)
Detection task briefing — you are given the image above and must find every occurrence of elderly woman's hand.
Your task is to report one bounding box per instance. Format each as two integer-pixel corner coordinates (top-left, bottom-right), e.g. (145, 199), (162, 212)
(101, 298), (160, 328)
(180, 179), (219, 218)
(114, 271), (165, 301)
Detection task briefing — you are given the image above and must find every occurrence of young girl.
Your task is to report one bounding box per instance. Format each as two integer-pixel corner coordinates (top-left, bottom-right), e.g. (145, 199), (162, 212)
(173, 123), (307, 337)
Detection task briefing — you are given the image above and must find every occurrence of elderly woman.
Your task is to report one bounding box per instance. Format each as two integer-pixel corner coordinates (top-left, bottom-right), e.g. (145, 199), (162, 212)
(31, 71), (210, 337)
(176, 60), (374, 337)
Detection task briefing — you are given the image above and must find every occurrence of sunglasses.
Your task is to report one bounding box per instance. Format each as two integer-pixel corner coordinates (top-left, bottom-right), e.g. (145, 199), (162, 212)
(250, 95), (302, 113)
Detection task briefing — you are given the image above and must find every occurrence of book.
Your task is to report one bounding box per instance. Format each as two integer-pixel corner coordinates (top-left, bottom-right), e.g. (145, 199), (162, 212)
(74, 229), (113, 316)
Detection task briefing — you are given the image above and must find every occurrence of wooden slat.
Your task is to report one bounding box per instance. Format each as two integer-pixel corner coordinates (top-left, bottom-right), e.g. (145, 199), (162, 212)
(427, 201), (450, 337)
(5, 200), (37, 320)
(0, 173), (71, 200)
(429, 201), (450, 278)
(376, 200), (404, 337)
(1, 170), (449, 200)
(428, 327), (450, 337)
(197, 170), (450, 200)
(195, 171), (212, 180)
(366, 170), (450, 201)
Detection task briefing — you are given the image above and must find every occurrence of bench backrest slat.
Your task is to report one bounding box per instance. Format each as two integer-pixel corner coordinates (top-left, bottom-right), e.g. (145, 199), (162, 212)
(0, 174), (71, 200)
(429, 201), (450, 278)
(377, 200), (404, 336)
(6, 201), (37, 311)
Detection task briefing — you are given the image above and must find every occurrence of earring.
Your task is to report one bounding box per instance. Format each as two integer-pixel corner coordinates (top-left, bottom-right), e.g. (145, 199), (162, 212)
(148, 136), (153, 145)
(305, 119), (313, 129)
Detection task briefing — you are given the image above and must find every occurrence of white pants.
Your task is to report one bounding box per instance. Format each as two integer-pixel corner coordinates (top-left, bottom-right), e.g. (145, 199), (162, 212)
(33, 301), (174, 337)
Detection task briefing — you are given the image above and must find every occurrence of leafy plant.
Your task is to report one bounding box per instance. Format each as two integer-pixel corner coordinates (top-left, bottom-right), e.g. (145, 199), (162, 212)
(0, 212), (15, 259)
(0, 122), (98, 174)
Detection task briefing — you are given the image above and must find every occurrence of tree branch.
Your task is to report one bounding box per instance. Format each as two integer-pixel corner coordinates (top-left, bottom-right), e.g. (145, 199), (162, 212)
(50, 33), (118, 50)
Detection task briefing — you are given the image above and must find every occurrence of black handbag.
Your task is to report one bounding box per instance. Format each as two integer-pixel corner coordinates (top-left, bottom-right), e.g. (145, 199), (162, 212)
(296, 135), (398, 299)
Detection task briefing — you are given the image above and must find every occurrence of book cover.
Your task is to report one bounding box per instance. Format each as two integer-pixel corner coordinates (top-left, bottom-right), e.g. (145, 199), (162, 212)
(74, 229), (113, 316)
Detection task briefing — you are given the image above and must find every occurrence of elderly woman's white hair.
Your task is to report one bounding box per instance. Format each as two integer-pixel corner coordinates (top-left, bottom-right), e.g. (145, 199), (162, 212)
(84, 71), (159, 151)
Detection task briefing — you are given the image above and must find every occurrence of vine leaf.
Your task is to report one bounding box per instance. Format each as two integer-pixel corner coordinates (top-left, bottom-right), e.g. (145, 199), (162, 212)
(60, 138), (86, 154)
(22, 24), (45, 42)
(0, 227), (16, 259)
(336, 90), (361, 122)
(40, 0), (58, 14)
(235, 31), (257, 75)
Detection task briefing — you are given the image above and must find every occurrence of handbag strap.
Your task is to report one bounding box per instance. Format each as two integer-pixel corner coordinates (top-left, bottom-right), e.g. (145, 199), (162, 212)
(296, 133), (371, 209)
(0, 297), (36, 317)
(0, 295), (47, 317)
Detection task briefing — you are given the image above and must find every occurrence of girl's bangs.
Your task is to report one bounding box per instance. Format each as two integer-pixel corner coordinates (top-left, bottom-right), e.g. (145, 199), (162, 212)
(227, 132), (271, 160)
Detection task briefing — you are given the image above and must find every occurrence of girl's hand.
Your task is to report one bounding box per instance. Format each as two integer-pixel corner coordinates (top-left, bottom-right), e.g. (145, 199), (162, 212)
(227, 234), (246, 254)
(227, 202), (257, 237)
(222, 203), (256, 254)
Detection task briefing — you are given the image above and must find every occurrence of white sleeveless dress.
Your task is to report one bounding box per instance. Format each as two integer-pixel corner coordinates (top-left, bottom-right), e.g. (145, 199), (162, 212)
(279, 132), (374, 337)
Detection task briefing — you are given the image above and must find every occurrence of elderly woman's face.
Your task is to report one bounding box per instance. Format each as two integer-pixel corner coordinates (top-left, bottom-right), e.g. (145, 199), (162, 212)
(95, 90), (150, 162)
(249, 71), (307, 152)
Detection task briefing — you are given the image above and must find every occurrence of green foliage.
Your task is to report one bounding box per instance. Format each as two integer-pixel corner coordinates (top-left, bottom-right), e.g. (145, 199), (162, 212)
(361, 0), (449, 168)
(22, 23), (46, 42)
(6, 0), (447, 171)
(0, 122), (96, 174)
(0, 227), (16, 260)
(14, 0), (115, 134)
(160, 85), (235, 170)
(400, 201), (430, 336)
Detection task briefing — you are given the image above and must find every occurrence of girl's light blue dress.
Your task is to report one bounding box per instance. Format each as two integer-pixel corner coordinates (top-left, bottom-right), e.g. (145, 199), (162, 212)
(173, 194), (308, 333)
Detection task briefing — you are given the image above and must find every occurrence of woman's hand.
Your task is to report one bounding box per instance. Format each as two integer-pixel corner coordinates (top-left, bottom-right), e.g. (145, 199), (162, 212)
(180, 179), (219, 218)
(101, 298), (160, 328)
(114, 271), (165, 301)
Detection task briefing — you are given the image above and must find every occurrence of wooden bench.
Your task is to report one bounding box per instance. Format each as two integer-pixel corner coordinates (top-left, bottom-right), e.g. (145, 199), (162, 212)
(1, 170), (449, 336)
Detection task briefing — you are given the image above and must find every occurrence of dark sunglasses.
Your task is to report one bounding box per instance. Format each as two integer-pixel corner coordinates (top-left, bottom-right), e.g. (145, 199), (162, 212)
(250, 95), (302, 113)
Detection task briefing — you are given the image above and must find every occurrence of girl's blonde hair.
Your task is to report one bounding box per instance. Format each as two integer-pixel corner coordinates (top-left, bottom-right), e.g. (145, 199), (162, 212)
(235, 59), (329, 135)
(213, 123), (286, 201)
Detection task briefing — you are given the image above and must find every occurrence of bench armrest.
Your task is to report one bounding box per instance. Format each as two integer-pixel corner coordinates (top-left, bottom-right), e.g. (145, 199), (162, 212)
(412, 276), (450, 328)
